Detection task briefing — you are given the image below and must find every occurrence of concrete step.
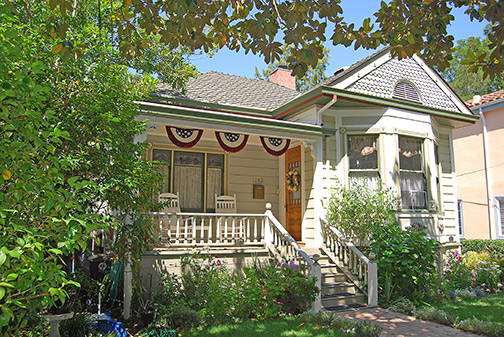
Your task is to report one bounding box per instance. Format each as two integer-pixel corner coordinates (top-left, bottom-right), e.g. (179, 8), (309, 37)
(321, 272), (347, 283)
(320, 263), (341, 274)
(321, 292), (365, 308)
(321, 282), (356, 296)
(323, 303), (369, 312)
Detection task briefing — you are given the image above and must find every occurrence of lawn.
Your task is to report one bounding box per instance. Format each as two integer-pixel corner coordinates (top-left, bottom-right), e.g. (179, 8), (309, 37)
(430, 294), (504, 325)
(181, 317), (348, 337)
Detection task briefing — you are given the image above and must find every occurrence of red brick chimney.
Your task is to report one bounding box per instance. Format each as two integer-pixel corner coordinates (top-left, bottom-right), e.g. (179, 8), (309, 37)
(269, 65), (296, 90)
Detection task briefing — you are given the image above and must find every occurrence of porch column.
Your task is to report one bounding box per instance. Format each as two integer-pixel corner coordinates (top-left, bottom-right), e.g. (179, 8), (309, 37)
(313, 138), (324, 248)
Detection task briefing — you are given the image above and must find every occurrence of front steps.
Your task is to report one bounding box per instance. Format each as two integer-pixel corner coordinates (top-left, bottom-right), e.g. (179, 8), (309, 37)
(306, 249), (367, 311)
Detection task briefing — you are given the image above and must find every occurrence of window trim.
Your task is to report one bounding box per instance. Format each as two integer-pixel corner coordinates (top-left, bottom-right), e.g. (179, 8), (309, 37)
(457, 199), (465, 239)
(398, 136), (427, 210)
(151, 146), (227, 212)
(346, 134), (380, 188)
(494, 196), (504, 239)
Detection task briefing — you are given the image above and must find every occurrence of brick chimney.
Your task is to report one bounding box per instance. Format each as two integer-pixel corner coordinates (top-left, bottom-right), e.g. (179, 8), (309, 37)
(269, 65), (296, 90)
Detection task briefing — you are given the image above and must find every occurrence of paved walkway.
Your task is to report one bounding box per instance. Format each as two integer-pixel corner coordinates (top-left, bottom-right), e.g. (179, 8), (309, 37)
(338, 308), (480, 336)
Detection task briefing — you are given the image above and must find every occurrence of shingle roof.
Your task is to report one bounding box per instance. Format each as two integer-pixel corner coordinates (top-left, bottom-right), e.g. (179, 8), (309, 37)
(156, 71), (300, 111)
(312, 47), (390, 89)
(466, 90), (504, 108)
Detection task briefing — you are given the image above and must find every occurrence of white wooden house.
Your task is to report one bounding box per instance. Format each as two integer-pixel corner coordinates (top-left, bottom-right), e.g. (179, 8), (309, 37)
(131, 48), (477, 314)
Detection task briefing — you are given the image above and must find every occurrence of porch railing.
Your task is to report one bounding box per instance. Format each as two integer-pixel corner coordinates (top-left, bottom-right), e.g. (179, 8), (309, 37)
(151, 212), (266, 246)
(320, 217), (378, 306)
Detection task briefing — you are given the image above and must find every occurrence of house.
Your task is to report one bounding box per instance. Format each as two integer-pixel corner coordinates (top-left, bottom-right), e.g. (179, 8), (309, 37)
(453, 90), (504, 240)
(128, 48), (477, 315)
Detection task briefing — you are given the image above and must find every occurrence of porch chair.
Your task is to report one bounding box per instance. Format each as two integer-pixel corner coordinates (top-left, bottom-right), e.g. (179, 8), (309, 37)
(215, 194), (243, 243)
(157, 192), (181, 244)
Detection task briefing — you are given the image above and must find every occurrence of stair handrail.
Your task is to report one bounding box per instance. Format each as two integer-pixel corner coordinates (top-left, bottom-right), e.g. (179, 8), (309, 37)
(320, 216), (378, 306)
(264, 203), (321, 312)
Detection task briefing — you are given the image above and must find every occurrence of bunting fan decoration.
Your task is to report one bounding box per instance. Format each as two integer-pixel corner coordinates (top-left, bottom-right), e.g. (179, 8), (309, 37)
(260, 136), (291, 156)
(165, 126), (204, 148)
(215, 131), (249, 153)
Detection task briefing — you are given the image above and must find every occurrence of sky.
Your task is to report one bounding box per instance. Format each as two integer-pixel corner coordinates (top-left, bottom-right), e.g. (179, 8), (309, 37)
(191, 1), (488, 79)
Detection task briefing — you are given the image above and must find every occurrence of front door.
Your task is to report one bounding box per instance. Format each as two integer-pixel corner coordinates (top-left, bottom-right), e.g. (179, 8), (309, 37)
(285, 146), (302, 241)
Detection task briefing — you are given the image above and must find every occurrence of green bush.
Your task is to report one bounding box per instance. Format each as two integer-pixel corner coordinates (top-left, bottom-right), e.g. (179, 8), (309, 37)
(298, 311), (383, 337)
(457, 318), (494, 335)
(158, 307), (200, 330)
(414, 307), (457, 326)
(462, 240), (504, 260)
(373, 225), (438, 305)
(388, 298), (416, 315)
(59, 314), (92, 337)
(326, 180), (397, 245)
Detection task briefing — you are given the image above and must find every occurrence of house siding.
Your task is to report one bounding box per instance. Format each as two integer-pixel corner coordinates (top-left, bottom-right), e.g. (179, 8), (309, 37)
(438, 133), (459, 242)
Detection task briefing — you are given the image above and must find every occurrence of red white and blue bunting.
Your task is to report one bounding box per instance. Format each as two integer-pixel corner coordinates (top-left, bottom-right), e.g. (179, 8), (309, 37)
(260, 136), (291, 156)
(165, 126), (204, 148)
(215, 131), (249, 153)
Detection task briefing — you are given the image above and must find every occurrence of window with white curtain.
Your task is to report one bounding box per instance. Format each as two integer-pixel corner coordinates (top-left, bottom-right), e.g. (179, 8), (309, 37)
(348, 135), (380, 189)
(399, 137), (426, 209)
(153, 149), (224, 212)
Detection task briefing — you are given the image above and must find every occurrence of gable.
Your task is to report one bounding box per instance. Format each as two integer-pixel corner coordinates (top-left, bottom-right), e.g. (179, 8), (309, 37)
(343, 57), (460, 112)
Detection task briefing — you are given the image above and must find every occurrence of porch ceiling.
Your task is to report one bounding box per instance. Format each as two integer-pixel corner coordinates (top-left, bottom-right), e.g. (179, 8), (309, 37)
(136, 100), (336, 140)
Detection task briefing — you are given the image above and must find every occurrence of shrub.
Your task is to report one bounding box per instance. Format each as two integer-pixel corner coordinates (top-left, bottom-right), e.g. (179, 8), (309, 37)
(158, 307), (200, 330)
(457, 318), (494, 335)
(352, 320), (384, 337)
(464, 251), (492, 272)
(462, 240), (504, 260)
(453, 289), (477, 301)
(59, 314), (92, 337)
(388, 298), (416, 315)
(373, 225), (438, 305)
(414, 307), (457, 326)
(298, 311), (382, 337)
(326, 180), (397, 245)
(442, 251), (472, 293)
(474, 261), (502, 294)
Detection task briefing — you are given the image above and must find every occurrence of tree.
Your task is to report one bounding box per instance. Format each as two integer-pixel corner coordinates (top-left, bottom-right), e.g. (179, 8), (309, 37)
(0, 2), (196, 334)
(254, 45), (330, 92)
(440, 36), (504, 101)
(42, 0), (504, 79)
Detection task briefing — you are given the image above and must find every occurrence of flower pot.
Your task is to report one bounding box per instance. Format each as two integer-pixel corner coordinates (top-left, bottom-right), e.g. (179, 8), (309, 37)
(141, 311), (155, 327)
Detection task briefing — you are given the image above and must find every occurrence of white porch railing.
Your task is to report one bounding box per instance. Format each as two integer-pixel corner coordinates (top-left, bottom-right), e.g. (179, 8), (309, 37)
(320, 217), (378, 306)
(151, 212), (266, 246)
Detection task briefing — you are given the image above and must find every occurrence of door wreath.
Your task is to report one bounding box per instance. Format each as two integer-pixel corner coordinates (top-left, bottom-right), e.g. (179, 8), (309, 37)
(286, 169), (301, 192)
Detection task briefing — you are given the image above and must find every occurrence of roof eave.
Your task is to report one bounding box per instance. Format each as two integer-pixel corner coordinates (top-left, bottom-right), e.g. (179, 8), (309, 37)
(273, 86), (480, 123)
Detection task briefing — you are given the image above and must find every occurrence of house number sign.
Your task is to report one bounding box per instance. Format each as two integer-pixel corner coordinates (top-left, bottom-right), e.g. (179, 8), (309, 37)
(252, 177), (263, 183)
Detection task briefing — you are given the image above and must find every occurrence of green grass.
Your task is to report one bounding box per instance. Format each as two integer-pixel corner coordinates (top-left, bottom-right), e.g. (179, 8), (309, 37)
(181, 317), (347, 337)
(430, 293), (504, 325)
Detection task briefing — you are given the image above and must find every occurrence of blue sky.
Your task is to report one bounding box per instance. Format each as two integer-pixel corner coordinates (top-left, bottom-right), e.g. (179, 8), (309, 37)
(191, 1), (487, 79)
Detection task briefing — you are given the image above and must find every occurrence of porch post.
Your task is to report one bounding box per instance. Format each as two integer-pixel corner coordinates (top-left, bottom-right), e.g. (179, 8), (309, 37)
(310, 254), (322, 312)
(123, 252), (132, 319)
(367, 253), (378, 307)
(264, 203), (273, 245)
(313, 138), (324, 248)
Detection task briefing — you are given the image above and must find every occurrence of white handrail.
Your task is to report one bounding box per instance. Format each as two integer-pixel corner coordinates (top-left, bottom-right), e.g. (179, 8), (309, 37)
(320, 216), (378, 306)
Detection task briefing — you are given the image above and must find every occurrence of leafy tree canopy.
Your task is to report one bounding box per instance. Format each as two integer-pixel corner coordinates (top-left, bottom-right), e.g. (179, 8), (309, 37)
(42, 0), (504, 79)
(441, 36), (504, 101)
(254, 45), (330, 92)
(0, 1), (196, 334)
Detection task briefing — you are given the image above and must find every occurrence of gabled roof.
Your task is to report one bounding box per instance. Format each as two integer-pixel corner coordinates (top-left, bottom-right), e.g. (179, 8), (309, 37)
(156, 71), (300, 112)
(466, 90), (504, 108)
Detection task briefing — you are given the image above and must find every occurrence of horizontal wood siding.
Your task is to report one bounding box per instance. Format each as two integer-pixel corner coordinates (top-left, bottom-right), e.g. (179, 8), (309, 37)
(229, 145), (280, 217)
(439, 133), (458, 241)
(303, 146), (315, 245)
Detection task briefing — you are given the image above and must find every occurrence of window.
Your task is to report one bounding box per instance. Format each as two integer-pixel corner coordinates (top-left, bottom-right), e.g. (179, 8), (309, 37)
(457, 199), (465, 238)
(153, 149), (224, 212)
(495, 197), (504, 238)
(393, 81), (421, 103)
(153, 149), (172, 193)
(399, 137), (426, 209)
(348, 135), (379, 189)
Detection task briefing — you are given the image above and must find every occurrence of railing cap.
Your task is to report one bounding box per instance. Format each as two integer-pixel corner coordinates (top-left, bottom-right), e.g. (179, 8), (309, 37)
(369, 252), (376, 260)
(265, 203), (272, 210)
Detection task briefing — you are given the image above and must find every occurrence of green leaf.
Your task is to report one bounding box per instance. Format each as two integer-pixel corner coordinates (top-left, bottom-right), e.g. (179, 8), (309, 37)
(0, 251), (6, 266)
(0, 287), (5, 301)
(49, 248), (63, 255)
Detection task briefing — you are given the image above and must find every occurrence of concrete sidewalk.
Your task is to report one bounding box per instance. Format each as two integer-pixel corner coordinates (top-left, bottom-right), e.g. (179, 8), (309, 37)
(337, 307), (480, 336)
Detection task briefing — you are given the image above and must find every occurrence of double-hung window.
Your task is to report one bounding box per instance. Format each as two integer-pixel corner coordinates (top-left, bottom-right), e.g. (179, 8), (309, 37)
(348, 135), (379, 189)
(495, 197), (504, 238)
(399, 137), (427, 209)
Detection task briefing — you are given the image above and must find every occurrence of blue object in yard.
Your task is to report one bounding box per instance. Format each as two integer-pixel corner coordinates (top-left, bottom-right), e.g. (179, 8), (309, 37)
(90, 311), (127, 337)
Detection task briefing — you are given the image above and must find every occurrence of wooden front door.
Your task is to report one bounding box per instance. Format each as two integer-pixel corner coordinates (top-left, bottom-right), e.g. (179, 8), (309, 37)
(285, 146), (302, 241)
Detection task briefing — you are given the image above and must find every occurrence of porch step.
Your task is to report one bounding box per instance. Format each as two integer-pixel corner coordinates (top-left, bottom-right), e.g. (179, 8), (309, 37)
(311, 250), (368, 310)
(321, 292), (365, 308)
(323, 303), (369, 312)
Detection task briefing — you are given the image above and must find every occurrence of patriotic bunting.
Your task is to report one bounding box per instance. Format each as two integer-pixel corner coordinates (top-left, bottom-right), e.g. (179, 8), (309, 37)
(165, 126), (204, 148)
(215, 131), (249, 153)
(260, 136), (291, 156)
